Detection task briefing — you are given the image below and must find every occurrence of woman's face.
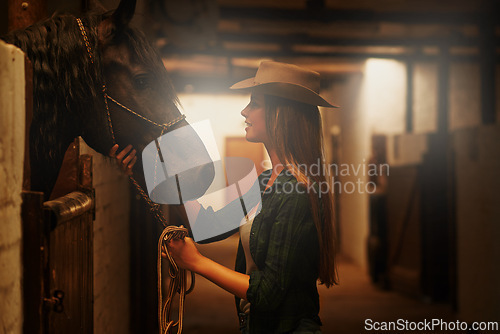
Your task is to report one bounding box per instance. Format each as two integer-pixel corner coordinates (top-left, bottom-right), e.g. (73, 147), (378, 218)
(241, 93), (269, 144)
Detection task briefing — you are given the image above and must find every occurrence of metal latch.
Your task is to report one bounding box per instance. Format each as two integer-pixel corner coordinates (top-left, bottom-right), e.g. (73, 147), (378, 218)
(43, 290), (64, 313)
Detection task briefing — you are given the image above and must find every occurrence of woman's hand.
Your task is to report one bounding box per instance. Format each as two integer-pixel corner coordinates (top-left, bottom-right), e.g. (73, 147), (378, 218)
(109, 144), (137, 175)
(164, 235), (203, 273)
(163, 228), (250, 300)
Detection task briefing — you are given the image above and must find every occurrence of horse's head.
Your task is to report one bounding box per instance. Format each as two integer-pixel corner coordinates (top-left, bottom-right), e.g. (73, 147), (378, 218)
(82, 0), (176, 152)
(79, 0), (214, 205)
(0, 0), (213, 201)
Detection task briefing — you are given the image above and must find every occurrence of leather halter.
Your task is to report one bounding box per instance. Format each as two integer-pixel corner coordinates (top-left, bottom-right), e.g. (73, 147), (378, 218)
(76, 17), (184, 225)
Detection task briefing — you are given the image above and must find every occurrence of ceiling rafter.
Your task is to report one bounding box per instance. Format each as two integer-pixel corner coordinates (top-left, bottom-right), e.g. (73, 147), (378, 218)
(218, 6), (493, 25)
(217, 32), (487, 48)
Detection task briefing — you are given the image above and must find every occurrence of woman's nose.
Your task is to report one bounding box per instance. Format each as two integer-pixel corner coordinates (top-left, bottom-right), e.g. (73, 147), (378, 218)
(240, 107), (248, 118)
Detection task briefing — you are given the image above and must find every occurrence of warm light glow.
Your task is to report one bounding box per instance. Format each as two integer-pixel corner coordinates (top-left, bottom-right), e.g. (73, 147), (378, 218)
(362, 58), (406, 134)
(178, 93), (249, 147)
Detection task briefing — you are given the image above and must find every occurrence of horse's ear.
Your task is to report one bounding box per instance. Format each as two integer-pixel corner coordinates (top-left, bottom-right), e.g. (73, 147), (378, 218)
(88, 0), (108, 13)
(111, 0), (136, 29)
(98, 0), (136, 43)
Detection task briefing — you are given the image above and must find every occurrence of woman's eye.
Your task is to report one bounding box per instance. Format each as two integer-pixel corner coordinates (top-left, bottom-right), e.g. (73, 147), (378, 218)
(133, 74), (150, 89)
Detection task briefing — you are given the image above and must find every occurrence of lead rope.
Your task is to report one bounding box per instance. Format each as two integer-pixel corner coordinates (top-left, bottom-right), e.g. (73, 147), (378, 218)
(76, 17), (194, 334)
(158, 226), (196, 334)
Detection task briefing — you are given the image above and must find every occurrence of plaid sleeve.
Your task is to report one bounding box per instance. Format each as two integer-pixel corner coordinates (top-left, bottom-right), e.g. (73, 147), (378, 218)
(246, 191), (314, 311)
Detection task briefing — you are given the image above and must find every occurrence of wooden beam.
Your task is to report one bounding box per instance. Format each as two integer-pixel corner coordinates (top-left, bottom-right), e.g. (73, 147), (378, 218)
(219, 6), (488, 25)
(217, 32), (483, 48)
(161, 45), (484, 62)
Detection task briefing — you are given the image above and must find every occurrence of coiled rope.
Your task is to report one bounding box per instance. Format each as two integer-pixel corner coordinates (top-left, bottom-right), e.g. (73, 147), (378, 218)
(158, 225), (196, 334)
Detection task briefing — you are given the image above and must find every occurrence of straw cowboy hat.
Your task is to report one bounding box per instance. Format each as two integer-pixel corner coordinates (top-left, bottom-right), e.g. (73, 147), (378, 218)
(230, 61), (338, 108)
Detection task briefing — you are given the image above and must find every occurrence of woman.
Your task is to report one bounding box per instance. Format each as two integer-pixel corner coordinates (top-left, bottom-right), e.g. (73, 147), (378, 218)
(113, 61), (339, 333)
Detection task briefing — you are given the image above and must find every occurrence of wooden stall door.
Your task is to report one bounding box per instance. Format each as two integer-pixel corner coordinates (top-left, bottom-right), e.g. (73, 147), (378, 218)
(22, 146), (95, 334)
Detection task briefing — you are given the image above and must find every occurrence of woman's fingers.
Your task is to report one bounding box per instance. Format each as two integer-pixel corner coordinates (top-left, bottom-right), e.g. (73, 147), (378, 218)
(127, 156), (137, 174)
(161, 244), (168, 259)
(122, 149), (136, 165)
(109, 144), (137, 175)
(116, 144), (133, 160)
(109, 144), (119, 157)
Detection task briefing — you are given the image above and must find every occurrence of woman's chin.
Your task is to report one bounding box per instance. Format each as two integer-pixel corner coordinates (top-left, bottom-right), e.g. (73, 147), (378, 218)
(246, 136), (258, 143)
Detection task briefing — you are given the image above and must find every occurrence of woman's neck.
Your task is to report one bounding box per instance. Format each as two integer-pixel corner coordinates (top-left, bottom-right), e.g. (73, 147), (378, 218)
(264, 145), (284, 189)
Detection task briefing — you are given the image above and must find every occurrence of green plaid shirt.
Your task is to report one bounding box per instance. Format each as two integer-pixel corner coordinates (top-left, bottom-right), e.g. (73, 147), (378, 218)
(235, 169), (322, 333)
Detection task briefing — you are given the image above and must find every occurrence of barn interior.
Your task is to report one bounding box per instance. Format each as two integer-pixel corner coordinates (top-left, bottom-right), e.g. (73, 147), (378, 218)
(1, 0), (499, 333)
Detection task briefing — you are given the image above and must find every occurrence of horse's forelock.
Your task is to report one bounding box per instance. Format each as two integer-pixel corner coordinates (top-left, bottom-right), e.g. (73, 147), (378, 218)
(114, 27), (180, 107)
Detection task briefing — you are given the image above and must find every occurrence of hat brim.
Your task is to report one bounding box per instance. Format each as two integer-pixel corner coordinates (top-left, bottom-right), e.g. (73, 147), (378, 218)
(230, 77), (339, 108)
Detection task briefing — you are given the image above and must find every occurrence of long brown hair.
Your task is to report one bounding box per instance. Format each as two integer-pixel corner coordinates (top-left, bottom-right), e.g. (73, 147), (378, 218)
(264, 95), (338, 287)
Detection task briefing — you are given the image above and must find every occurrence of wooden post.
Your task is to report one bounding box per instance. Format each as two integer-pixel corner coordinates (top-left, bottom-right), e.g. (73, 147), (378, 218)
(479, 3), (497, 125)
(21, 191), (45, 334)
(405, 60), (414, 133)
(23, 56), (33, 190)
(8, 0), (47, 191)
(437, 45), (449, 135)
(10, 2), (48, 333)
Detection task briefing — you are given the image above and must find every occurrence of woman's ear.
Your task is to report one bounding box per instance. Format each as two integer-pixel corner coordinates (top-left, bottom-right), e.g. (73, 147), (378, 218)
(98, 0), (136, 43)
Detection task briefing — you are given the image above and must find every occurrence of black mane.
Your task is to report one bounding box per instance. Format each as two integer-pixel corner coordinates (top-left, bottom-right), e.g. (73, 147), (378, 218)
(2, 13), (106, 185)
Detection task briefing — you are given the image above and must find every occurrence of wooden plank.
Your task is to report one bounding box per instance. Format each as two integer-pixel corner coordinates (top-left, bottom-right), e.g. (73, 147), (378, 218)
(49, 140), (80, 200)
(78, 155), (93, 192)
(385, 165), (422, 297)
(44, 209), (94, 333)
(21, 191), (45, 334)
(23, 56), (32, 191)
(8, 0), (47, 31)
(420, 134), (451, 302)
(42, 152), (95, 333)
(130, 195), (162, 334)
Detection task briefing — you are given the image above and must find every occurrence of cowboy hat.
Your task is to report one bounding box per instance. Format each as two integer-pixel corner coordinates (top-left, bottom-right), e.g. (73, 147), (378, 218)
(230, 61), (338, 108)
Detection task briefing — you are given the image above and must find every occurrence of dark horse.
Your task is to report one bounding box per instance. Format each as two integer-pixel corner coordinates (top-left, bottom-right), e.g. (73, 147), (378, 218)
(2, 0), (213, 203)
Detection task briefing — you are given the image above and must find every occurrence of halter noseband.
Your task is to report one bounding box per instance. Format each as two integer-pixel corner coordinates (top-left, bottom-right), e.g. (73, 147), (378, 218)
(76, 18), (186, 144)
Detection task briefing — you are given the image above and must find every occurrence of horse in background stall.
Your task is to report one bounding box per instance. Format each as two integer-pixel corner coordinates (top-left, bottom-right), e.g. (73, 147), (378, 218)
(1, 0), (214, 206)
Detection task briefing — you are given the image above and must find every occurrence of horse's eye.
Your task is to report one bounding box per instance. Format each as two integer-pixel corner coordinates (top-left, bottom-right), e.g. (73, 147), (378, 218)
(133, 74), (150, 90)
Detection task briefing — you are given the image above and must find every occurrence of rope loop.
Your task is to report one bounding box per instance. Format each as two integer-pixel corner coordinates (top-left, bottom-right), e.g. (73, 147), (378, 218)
(158, 226), (195, 334)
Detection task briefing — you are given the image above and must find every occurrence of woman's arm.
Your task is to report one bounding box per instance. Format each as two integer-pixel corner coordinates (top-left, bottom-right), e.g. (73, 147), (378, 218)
(166, 237), (250, 300)
(110, 144), (250, 297)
